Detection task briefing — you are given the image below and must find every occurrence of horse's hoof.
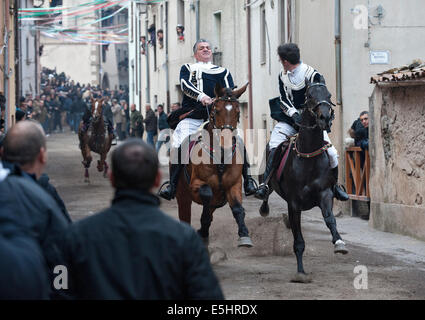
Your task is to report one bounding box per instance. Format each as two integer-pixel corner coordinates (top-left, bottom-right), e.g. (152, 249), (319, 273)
(334, 240), (348, 254)
(290, 272), (312, 283)
(238, 236), (253, 248)
(259, 201), (269, 217)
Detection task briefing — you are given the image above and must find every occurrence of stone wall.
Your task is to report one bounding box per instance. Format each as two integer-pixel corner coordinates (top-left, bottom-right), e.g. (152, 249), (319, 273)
(369, 83), (425, 240)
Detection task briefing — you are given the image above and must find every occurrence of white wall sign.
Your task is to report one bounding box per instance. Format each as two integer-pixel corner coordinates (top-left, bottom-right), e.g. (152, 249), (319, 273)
(370, 51), (390, 65)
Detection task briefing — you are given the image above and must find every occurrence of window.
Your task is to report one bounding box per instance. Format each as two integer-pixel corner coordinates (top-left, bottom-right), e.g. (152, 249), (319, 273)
(177, 0), (185, 26)
(279, 0), (293, 44)
(213, 12), (222, 52)
(260, 3), (266, 64)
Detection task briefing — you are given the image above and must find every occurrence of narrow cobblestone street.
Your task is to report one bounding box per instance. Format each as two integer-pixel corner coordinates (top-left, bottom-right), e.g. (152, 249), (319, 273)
(45, 130), (425, 300)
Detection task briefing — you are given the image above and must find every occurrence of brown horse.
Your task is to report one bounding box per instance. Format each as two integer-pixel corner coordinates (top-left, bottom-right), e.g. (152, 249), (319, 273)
(175, 83), (253, 248)
(78, 98), (113, 183)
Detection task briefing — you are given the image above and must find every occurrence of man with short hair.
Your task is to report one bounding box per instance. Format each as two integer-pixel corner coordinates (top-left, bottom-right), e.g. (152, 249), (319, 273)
(349, 111), (369, 151)
(59, 139), (223, 299)
(171, 102), (181, 112)
(130, 103), (144, 138)
(255, 43), (348, 202)
(144, 104), (157, 147)
(0, 121), (70, 297)
(159, 39), (257, 200)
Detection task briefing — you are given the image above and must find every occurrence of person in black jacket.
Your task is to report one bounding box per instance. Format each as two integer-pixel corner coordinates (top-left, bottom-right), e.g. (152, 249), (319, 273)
(158, 39), (257, 201)
(1, 120), (72, 223)
(59, 139), (223, 299)
(0, 123), (70, 298)
(144, 104), (157, 147)
(0, 161), (50, 299)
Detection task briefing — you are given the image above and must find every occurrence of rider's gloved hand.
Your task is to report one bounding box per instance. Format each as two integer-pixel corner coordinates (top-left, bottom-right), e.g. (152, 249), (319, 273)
(200, 95), (213, 106)
(292, 112), (302, 126)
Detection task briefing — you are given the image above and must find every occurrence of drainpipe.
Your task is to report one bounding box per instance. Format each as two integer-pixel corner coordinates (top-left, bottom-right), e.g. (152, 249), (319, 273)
(165, 0), (170, 112)
(4, 0), (10, 130)
(246, 1), (253, 129)
(334, 0), (342, 105)
(195, 0), (200, 40)
(145, 13), (150, 103)
(14, 0), (19, 103)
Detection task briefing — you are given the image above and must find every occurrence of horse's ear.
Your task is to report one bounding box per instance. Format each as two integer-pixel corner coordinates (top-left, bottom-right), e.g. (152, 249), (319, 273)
(319, 75), (326, 84)
(305, 77), (311, 88)
(233, 82), (249, 99)
(215, 82), (224, 98)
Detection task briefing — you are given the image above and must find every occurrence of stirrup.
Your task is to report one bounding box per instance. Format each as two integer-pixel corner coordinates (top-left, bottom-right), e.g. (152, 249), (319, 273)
(158, 180), (171, 194)
(255, 183), (270, 200)
(244, 177), (258, 196)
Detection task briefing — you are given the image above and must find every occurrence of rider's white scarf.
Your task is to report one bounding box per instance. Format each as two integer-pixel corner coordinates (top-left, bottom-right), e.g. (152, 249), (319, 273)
(287, 62), (308, 86)
(0, 162), (10, 182)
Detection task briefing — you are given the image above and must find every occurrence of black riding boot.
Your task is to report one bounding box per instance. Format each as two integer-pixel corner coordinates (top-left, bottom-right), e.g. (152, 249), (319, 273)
(332, 166), (349, 201)
(255, 148), (276, 201)
(242, 149), (257, 196)
(158, 163), (182, 201)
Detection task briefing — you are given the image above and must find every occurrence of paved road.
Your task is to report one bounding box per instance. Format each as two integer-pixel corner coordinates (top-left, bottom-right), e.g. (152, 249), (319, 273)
(46, 131), (425, 299)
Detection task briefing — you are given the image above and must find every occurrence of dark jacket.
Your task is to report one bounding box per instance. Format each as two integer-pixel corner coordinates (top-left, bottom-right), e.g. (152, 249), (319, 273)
(351, 119), (369, 150)
(144, 109), (157, 133)
(158, 111), (169, 131)
(179, 64), (234, 120)
(0, 233), (50, 299)
(0, 171), (70, 297)
(60, 189), (223, 300)
(2, 161), (72, 223)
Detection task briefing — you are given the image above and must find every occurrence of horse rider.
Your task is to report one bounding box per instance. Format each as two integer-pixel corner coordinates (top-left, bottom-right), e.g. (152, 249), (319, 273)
(158, 39), (257, 201)
(255, 43), (349, 202)
(80, 93), (114, 137)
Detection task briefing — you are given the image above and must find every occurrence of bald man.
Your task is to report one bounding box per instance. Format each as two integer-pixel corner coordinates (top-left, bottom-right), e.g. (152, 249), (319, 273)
(1, 120), (71, 222)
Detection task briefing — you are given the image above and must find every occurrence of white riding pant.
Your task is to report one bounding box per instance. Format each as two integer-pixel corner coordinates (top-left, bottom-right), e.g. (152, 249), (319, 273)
(171, 118), (204, 149)
(269, 121), (338, 168)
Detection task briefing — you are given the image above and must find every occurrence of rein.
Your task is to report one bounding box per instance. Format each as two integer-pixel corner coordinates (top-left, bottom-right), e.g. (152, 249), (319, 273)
(209, 96), (239, 131)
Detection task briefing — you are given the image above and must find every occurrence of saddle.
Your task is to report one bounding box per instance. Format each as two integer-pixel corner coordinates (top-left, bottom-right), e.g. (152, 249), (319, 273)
(273, 136), (297, 181)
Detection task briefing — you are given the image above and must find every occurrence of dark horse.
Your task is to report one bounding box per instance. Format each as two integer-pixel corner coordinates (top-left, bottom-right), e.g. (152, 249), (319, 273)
(78, 98), (113, 183)
(175, 83), (253, 248)
(259, 76), (348, 283)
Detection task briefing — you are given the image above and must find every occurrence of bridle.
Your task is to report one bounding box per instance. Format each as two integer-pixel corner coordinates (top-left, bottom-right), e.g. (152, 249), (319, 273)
(298, 83), (335, 129)
(209, 96), (240, 131)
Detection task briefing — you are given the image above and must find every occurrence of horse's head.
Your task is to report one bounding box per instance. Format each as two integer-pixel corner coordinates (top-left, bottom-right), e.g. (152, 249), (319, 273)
(303, 76), (335, 131)
(210, 82), (248, 132)
(90, 98), (104, 122)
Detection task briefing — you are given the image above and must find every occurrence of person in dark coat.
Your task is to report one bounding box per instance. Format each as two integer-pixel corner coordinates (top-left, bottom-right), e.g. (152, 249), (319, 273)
(349, 111), (369, 151)
(155, 104), (170, 153)
(1, 120), (72, 223)
(0, 123), (70, 298)
(59, 139), (223, 299)
(144, 104), (157, 147)
(0, 162), (50, 299)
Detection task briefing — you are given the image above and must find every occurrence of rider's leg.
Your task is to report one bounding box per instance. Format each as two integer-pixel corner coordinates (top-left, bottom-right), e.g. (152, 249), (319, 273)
(240, 141), (257, 196)
(158, 146), (182, 200)
(158, 118), (201, 200)
(324, 132), (349, 201)
(255, 122), (296, 201)
(255, 147), (277, 201)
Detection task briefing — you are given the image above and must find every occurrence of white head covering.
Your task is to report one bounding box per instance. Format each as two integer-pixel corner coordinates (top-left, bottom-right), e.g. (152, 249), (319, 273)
(0, 161), (10, 182)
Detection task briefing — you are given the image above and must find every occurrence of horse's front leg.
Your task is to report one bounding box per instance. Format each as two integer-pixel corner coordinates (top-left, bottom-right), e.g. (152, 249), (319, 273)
(82, 146), (92, 183)
(227, 183), (253, 248)
(319, 189), (348, 255)
(288, 205), (311, 283)
(197, 184), (214, 246)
